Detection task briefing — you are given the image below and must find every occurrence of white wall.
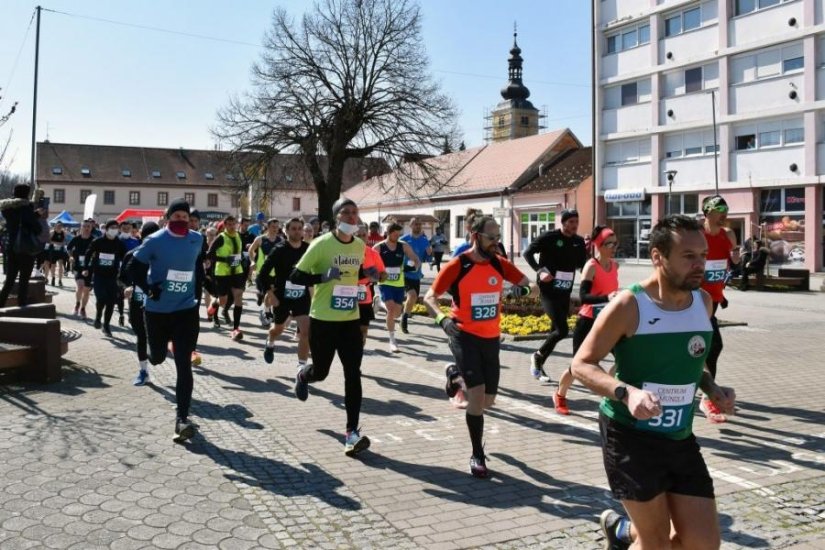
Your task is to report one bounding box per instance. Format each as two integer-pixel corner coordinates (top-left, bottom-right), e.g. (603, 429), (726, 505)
(602, 46), (651, 80)
(660, 92), (718, 125)
(730, 74), (803, 114)
(600, 0), (649, 25)
(729, 1), (803, 48)
(660, 156), (717, 188)
(731, 147), (805, 182)
(602, 103), (654, 135)
(602, 162), (652, 191)
(659, 25), (718, 65)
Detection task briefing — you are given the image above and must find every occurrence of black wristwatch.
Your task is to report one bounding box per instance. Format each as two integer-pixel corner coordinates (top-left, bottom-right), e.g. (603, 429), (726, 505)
(614, 385), (628, 403)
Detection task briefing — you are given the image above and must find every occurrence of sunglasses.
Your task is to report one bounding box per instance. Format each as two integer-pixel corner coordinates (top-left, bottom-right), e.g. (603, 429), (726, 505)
(602, 241), (618, 248)
(479, 233), (502, 241)
(711, 206), (728, 213)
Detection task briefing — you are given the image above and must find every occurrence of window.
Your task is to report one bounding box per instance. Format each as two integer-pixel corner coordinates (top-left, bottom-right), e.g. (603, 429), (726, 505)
(685, 145), (703, 156)
(682, 7), (701, 31)
(732, 42), (804, 84)
(455, 216), (465, 238)
(759, 130), (781, 147)
(685, 67), (703, 93)
(231, 195), (240, 208)
(157, 192), (168, 206)
(665, 15), (682, 37)
(81, 167), (91, 177)
(208, 193), (218, 207)
(785, 127), (804, 144)
(783, 56), (804, 73)
(184, 192), (195, 206)
(737, 0), (792, 15)
(621, 82), (638, 106)
(736, 134), (757, 150)
(176, 171), (186, 179)
(80, 189), (91, 203)
(520, 116), (529, 126)
(53, 189), (65, 204)
(605, 138), (652, 165)
(292, 197), (301, 211)
(664, 129), (719, 158)
(205, 172), (214, 180)
(104, 190), (115, 205)
(783, 187), (805, 212)
(605, 23), (649, 55)
(226, 174), (235, 181)
(151, 170), (161, 178)
(497, 116), (505, 127)
(129, 191), (140, 205)
(122, 169), (131, 177)
(51, 167), (63, 175)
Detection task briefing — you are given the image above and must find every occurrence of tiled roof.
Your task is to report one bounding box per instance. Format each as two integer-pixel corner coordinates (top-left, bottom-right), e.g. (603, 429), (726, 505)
(345, 129), (576, 206)
(519, 147), (592, 193)
(36, 142), (388, 191)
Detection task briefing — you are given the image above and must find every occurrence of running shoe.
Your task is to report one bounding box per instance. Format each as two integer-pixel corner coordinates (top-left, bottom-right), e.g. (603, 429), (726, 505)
(190, 351), (202, 367)
(231, 329), (244, 341)
(344, 429), (371, 457)
(400, 314), (409, 334)
(699, 397), (727, 424)
(530, 352), (543, 379)
(389, 334), (400, 353)
(599, 509), (631, 550)
(222, 309), (231, 325)
(294, 371), (309, 401)
(538, 369), (552, 383)
(259, 309), (269, 327)
(119, 314), (125, 327)
(133, 370), (150, 386)
(444, 363), (464, 398)
(51, 277), (55, 286)
(173, 418), (196, 443)
(207, 303), (218, 319)
(80, 308), (87, 320)
(73, 305), (80, 317)
(94, 318), (102, 329)
(469, 454), (489, 479)
(102, 326), (113, 338)
(553, 393), (570, 415)
(263, 345), (275, 364)
(58, 279), (63, 287)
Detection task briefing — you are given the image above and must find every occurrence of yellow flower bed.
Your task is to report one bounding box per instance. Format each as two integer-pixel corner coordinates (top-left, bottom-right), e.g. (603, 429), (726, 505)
(410, 304), (576, 336)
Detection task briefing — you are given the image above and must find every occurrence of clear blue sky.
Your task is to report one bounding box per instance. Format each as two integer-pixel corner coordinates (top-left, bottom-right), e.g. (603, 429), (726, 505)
(0, 0), (592, 177)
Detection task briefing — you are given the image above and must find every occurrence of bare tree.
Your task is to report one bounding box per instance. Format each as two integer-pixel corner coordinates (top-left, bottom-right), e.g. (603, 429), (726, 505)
(214, 0), (459, 222)
(0, 87), (18, 170)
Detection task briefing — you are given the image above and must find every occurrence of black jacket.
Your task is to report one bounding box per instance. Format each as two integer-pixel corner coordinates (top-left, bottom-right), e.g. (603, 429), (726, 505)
(0, 198), (42, 244)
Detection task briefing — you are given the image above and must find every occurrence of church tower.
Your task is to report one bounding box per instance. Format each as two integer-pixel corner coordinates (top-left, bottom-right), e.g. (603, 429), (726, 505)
(486, 27), (545, 143)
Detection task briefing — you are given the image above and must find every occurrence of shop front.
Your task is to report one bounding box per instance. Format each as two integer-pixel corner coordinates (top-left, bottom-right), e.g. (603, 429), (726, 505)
(519, 211), (556, 251)
(604, 189), (652, 260)
(758, 187), (808, 266)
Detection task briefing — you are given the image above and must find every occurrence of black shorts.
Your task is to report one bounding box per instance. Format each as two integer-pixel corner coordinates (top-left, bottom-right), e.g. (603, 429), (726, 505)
(572, 315), (596, 354)
(359, 303), (374, 327)
(404, 278), (421, 295)
(273, 296), (310, 325)
(74, 271), (92, 286)
(447, 330), (501, 394)
(599, 414), (715, 502)
(215, 274), (246, 296)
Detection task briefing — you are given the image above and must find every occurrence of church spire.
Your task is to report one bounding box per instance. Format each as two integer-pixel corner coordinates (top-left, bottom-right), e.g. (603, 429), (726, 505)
(501, 23), (530, 102)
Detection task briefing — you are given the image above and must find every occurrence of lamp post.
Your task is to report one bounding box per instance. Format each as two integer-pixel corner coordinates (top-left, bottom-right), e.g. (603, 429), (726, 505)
(664, 170), (678, 216)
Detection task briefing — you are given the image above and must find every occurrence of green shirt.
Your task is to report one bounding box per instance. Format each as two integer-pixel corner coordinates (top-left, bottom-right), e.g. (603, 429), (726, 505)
(295, 232), (365, 322)
(600, 283), (712, 440)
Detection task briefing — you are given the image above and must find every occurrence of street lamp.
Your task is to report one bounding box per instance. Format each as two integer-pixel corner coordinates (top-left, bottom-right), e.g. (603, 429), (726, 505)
(664, 170), (678, 215)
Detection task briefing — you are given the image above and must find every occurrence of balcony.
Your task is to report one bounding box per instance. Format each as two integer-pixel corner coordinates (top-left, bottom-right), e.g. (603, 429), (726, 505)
(659, 26), (718, 66)
(602, 46), (651, 80)
(602, 103), (654, 135)
(729, 1), (803, 48)
(730, 74), (803, 115)
(660, 91), (717, 126)
(731, 147), (804, 182)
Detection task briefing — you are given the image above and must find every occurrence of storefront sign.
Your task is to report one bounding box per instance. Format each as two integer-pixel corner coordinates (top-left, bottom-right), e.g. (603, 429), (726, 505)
(605, 189), (645, 203)
(492, 207), (509, 217)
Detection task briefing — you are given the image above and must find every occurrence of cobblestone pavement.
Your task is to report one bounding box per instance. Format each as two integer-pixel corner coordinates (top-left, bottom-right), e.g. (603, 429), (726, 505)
(1, 268), (824, 549)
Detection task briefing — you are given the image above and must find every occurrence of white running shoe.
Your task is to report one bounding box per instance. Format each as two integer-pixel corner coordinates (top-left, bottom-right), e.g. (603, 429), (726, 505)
(389, 333), (400, 353)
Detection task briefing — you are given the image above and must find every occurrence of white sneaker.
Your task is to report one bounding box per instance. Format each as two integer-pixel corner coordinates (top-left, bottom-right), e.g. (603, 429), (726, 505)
(258, 309), (269, 327)
(388, 333), (400, 353)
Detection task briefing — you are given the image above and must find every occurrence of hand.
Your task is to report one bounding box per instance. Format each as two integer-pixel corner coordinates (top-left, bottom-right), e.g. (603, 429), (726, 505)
(708, 384), (736, 415)
(507, 285), (530, 299)
(123, 288), (133, 299)
(364, 266), (380, 283)
(81, 270), (89, 277)
(537, 268), (553, 283)
(439, 317), (461, 338)
(148, 284), (163, 301)
(720, 297), (729, 309)
(321, 266), (341, 283)
(626, 387), (662, 420)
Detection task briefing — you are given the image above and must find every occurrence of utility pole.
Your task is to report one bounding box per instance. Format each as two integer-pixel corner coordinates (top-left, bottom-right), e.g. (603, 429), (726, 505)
(30, 5), (42, 190)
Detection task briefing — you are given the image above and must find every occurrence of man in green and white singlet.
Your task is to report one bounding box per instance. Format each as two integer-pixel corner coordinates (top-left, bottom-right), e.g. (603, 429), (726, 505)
(572, 215), (736, 550)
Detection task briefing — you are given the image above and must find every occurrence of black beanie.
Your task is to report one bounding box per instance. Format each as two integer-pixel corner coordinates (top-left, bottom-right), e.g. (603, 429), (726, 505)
(140, 221), (160, 240)
(166, 198), (190, 219)
(332, 197), (357, 218)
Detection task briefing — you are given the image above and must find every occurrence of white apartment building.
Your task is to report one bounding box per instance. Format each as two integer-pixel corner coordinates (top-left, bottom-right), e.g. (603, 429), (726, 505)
(595, 0), (824, 271)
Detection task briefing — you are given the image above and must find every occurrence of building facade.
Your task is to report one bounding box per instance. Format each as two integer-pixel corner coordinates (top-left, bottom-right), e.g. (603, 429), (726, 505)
(35, 142), (385, 224)
(595, 0), (824, 271)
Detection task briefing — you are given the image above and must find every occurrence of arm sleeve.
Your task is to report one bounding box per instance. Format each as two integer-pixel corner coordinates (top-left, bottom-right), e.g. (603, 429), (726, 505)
(127, 256), (151, 293)
(289, 268), (322, 286)
(206, 235), (223, 261)
(430, 258), (461, 296)
(118, 251), (134, 287)
(580, 280), (609, 305)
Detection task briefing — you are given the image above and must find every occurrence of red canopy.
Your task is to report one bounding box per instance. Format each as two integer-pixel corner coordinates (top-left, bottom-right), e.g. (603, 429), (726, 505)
(115, 209), (165, 222)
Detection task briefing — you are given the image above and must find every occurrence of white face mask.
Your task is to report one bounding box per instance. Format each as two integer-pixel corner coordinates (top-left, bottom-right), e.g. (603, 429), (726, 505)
(337, 221), (359, 236)
(106, 228), (119, 238)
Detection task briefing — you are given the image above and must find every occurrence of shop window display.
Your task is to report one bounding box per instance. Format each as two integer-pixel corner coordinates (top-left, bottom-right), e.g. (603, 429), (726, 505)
(759, 188), (805, 265)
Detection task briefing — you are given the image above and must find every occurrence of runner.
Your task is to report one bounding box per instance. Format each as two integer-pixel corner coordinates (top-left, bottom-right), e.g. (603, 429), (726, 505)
(522, 209), (587, 383)
(44, 222), (68, 287)
(290, 198), (381, 457)
(699, 195), (737, 424)
(206, 215), (247, 340)
(257, 218), (311, 368)
(366, 221), (383, 247)
(128, 199), (204, 442)
(423, 215), (530, 478)
(248, 218), (282, 327)
(355, 223), (387, 345)
(571, 215), (736, 550)
(119, 221), (159, 386)
(429, 226), (449, 272)
(452, 208), (482, 257)
(399, 217), (432, 335)
(83, 220), (127, 337)
(553, 226), (620, 415)
(116, 221), (141, 326)
(67, 219), (95, 318)
(302, 222), (315, 244)
(374, 222), (420, 353)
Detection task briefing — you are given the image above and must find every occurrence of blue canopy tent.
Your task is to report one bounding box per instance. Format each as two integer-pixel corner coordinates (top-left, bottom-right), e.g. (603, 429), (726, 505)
(49, 210), (80, 227)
